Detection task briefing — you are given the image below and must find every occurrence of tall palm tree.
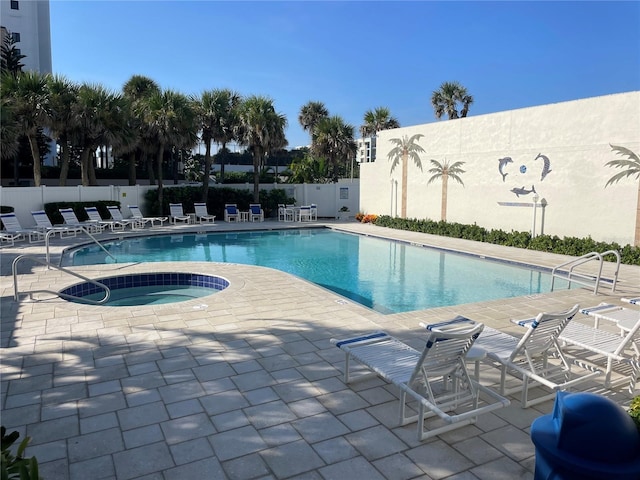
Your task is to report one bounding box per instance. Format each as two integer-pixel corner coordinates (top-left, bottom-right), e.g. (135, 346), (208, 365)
(144, 89), (198, 212)
(359, 106), (400, 137)
(47, 75), (78, 185)
(71, 83), (131, 186)
(312, 116), (356, 183)
(427, 159), (465, 222)
(298, 101), (328, 145)
(196, 88), (241, 198)
(236, 95), (288, 201)
(605, 144), (640, 246)
(1, 70), (51, 186)
(122, 75), (161, 185)
(431, 81), (474, 120)
(0, 31), (26, 76)
(0, 95), (20, 162)
(387, 134), (425, 217)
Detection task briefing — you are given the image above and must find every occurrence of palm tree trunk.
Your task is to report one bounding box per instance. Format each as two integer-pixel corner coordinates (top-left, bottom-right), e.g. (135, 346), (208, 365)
(128, 151), (137, 186)
(88, 149), (98, 186)
(27, 133), (42, 187)
(253, 146), (261, 202)
(59, 139), (70, 186)
(220, 142), (227, 182)
(157, 144), (165, 215)
(401, 151), (408, 217)
(146, 152), (156, 185)
(80, 148), (92, 186)
(441, 173), (449, 222)
(635, 181), (640, 246)
(201, 139), (212, 201)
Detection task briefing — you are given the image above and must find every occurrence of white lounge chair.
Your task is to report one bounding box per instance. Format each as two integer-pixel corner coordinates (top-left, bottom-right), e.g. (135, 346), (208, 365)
(555, 307), (640, 393)
(469, 305), (602, 407)
(107, 206), (143, 230)
(169, 203), (190, 224)
(623, 297), (640, 306)
(194, 203), (216, 223)
(31, 210), (81, 238)
(331, 324), (510, 441)
(127, 205), (167, 227)
(310, 204), (318, 221)
(0, 212), (45, 243)
(298, 205), (312, 222)
(249, 204), (264, 222)
(224, 204), (240, 222)
(278, 204), (294, 222)
(58, 208), (105, 234)
(85, 206), (127, 232)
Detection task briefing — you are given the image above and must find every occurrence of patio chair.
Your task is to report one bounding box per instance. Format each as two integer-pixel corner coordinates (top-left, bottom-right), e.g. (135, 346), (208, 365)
(127, 205), (167, 227)
(0, 212), (45, 243)
(194, 203), (216, 223)
(169, 203), (190, 225)
(310, 204), (318, 221)
(249, 204), (264, 222)
(470, 304), (602, 407)
(278, 204), (294, 222)
(31, 210), (81, 238)
(555, 308), (640, 393)
(107, 206), (144, 230)
(59, 208), (105, 234)
(298, 205), (312, 222)
(331, 324), (510, 441)
(224, 204), (240, 222)
(85, 206), (127, 232)
(0, 231), (20, 247)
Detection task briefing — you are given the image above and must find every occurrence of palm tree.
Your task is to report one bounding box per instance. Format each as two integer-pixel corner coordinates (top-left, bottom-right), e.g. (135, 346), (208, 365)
(431, 81), (474, 120)
(71, 83), (131, 186)
(0, 31), (26, 76)
(0, 95), (20, 162)
(236, 95), (288, 201)
(605, 144), (640, 246)
(312, 116), (356, 183)
(122, 75), (161, 185)
(427, 159), (466, 222)
(144, 89), (198, 211)
(47, 75), (78, 185)
(196, 88), (241, 198)
(359, 107), (400, 137)
(387, 134), (425, 217)
(1, 70), (51, 186)
(298, 101), (328, 145)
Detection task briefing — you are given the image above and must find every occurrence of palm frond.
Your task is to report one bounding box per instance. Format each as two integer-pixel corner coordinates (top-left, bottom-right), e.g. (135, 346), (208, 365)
(605, 144), (640, 186)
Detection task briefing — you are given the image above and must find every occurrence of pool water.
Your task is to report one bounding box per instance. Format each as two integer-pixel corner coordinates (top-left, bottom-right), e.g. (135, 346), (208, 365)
(80, 285), (215, 306)
(64, 229), (570, 313)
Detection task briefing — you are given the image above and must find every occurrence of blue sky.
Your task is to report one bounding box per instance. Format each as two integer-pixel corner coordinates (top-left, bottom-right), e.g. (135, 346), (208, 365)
(50, 1), (640, 149)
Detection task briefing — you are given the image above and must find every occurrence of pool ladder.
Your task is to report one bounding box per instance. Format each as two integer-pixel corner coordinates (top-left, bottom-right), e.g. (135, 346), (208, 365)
(12, 254), (111, 304)
(550, 250), (620, 295)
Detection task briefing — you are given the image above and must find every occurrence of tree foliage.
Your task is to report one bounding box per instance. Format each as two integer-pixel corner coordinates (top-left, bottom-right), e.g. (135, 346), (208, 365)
(431, 81), (474, 120)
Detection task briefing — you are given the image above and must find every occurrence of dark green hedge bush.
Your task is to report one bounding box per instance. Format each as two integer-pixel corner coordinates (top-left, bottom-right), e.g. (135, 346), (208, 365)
(373, 215), (640, 265)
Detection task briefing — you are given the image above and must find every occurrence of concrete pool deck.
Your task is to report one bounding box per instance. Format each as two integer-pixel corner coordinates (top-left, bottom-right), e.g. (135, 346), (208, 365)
(1, 219), (639, 480)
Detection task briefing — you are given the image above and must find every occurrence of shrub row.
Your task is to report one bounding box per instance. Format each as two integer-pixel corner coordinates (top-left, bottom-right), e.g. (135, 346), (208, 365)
(373, 216), (640, 266)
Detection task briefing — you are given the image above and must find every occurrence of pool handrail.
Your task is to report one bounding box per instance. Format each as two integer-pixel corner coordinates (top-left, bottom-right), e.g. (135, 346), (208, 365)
(550, 250), (620, 294)
(13, 254), (111, 305)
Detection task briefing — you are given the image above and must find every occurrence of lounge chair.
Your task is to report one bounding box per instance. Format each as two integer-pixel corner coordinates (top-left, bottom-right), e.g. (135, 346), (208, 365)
(85, 206), (127, 232)
(555, 306), (640, 393)
(194, 202), (216, 223)
(59, 208), (105, 234)
(278, 204), (294, 222)
(0, 232), (20, 247)
(31, 210), (81, 238)
(169, 203), (190, 225)
(224, 204), (240, 222)
(623, 297), (640, 306)
(127, 205), (167, 227)
(331, 324), (510, 441)
(249, 204), (264, 222)
(107, 206), (143, 230)
(0, 212), (45, 243)
(465, 305), (602, 407)
(310, 204), (318, 221)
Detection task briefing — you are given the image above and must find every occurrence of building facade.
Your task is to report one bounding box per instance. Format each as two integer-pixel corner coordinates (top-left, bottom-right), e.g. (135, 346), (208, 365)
(0, 0), (52, 74)
(360, 92), (640, 246)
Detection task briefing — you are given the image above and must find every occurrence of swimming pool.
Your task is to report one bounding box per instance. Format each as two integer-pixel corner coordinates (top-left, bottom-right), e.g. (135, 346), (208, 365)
(63, 229), (570, 313)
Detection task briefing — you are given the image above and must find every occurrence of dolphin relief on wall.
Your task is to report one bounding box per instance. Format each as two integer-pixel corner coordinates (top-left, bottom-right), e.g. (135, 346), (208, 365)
(498, 152), (552, 198)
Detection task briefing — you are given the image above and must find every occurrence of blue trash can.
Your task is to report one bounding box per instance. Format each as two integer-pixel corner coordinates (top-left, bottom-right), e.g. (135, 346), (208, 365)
(531, 391), (640, 480)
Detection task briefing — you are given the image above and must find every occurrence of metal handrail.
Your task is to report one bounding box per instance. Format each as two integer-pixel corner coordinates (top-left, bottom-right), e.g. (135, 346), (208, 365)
(45, 226), (117, 266)
(550, 250), (620, 294)
(12, 254), (111, 305)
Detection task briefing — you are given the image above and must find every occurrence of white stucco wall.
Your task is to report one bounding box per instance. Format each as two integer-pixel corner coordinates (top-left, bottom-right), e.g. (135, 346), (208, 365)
(360, 92), (640, 246)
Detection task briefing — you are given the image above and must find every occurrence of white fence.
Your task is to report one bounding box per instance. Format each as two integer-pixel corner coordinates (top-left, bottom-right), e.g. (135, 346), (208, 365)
(0, 181), (360, 227)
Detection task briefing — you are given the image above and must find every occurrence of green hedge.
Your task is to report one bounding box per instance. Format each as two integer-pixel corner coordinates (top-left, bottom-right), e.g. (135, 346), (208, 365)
(44, 201), (121, 225)
(143, 186), (295, 219)
(373, 216), (640, 265)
